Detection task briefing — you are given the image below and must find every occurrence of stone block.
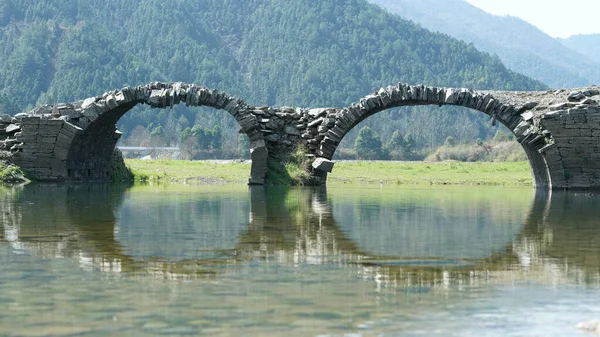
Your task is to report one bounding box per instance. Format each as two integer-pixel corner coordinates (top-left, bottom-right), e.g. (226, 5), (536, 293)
(223, 99), (238, 113)
(324, 118), (336, 127)
(308, 109), (327, 118)
(265, 134), (281, 142)
(5, 124), (21, 134)
(378, 90), (392, 106)
(54, 147), (69, 160)
(32, 143), (55, 154)
(409, 86), (419, 100)
(312, 158), (334, 173)
(149, 90), (164, 106)
(444, 89), (455, 104)
(82, 107), (99, 120)
(61, 122), (82, 136)
(308, 118), (324, 128)
(239, 115), (258, 131)
(81, 97), (97, 110)
(115, 92), (127, 105)
(520, 112), (536, 123)
(285, 126), (301, 136)
(105, 94), (118, 109)
(40, 136), (56, 144)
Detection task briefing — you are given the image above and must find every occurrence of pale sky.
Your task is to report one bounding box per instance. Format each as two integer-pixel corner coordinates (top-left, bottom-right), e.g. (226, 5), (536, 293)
(465, 0), (600, 38)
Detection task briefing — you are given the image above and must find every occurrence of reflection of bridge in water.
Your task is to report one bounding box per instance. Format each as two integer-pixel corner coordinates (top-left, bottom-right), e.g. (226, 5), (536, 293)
(0, 184), (598, 286)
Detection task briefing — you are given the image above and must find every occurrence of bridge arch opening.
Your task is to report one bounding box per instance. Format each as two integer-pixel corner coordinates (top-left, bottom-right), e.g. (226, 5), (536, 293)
(331, 105), (524, 162)
(312, 85), (551, 188)
(117, 105), (250, 161)
(64, 83), (268, 184)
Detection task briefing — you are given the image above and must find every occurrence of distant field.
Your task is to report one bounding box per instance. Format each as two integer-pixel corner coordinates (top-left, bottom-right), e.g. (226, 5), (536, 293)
(125, 159), (533, 187)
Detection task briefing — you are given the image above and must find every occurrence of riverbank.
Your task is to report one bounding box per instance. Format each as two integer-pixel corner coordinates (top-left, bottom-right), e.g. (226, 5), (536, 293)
(125, 159), (533, 186)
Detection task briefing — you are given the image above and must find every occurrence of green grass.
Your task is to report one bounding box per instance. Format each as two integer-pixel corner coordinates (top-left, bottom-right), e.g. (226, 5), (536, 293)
(330, 161), (533, 186)
(125, 159), (533, 187)
(126, 159), (252, 183)
(0, 162), (28, 184)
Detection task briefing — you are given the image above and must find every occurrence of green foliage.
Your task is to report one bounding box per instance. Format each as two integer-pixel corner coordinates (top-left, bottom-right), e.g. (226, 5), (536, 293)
(126, 159), (533, 187)
(492, 129), (515, 142)
(383, 129), (419, 160)
(237, 134), (250, 159)
(355, 126), (383, 159)
(0, 163), (27, 183)
(267, 144), (314, 186)
(426, 141), (527, 162)
(402, 134), (417, 159)
(109, 149), (134, 182)
(330, 160), (532, 186)
(179, 124), (225, 159)
(388, 130), (405, 149)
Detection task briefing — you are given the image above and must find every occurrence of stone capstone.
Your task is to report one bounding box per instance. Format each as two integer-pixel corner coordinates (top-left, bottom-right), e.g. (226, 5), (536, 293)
(568, 91), (586, 102)
(312, 158), (334, 173)
(5, 124), (20, 134)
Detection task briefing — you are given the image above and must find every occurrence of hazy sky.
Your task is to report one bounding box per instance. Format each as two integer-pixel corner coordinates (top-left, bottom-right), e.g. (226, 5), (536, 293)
(464, 0), (600, 38)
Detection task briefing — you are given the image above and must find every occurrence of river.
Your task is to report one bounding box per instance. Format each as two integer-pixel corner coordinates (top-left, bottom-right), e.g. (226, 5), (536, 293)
(0, 183), (598, 336)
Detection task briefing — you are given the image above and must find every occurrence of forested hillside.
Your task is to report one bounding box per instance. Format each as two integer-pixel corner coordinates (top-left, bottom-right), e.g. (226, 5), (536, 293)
(0, 0), (545, 158)
(368, 0), (600, 89)
(560, 34), (600, 64)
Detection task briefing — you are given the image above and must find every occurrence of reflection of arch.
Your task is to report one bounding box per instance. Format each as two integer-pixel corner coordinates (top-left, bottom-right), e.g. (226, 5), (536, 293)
(1, 185), (599, 284)
(510, 191), (600, 272)
(0, 183), (137, 271)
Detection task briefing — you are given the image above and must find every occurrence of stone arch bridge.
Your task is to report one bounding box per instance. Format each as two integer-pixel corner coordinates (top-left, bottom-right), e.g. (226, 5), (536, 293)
(1, 82), (599, 189)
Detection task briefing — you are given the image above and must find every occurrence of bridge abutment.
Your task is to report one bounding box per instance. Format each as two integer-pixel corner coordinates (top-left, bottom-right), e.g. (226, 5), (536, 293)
(537, 104), (600, 189)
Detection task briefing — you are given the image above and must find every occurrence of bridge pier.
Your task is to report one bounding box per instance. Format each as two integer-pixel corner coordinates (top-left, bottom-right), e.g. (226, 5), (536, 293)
(1, 82), (599, 189)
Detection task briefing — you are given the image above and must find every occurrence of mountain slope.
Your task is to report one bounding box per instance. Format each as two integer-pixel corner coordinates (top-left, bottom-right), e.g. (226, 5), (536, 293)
(560, 34), (600, 64)
(0, 0), (545, 152)
(368, 0), (600, 88)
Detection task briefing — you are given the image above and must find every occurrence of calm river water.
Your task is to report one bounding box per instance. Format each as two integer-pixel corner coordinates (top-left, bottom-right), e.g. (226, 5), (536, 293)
(0, 183), (599, 336)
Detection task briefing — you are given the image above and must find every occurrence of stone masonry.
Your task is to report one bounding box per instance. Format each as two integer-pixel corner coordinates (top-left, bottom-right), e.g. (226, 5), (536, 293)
(1, 82), (599, 189)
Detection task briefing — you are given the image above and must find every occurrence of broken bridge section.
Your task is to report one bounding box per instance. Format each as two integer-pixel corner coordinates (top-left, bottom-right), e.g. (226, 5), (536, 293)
(1, 82), (600, 189)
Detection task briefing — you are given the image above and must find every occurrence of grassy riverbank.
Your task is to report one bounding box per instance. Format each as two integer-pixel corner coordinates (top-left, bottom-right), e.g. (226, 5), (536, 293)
(125, 159), (533, 187)
(0, 162), (28, 184)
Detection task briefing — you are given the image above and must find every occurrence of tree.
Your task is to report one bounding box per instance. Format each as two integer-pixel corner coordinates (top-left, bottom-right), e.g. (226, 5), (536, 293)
(386, 130), (405, 160)
(180, 134), (199, 160)
(388, 130), (405, 149)
(402, 133), (417, 160)
(237, 134), (250, 159)
(355, 126), (383, 159)
(149, 125), (166, 146)
(209, 125), (222, 150)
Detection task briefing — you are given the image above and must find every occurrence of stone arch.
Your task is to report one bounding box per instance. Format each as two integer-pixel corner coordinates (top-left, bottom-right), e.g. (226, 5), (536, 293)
(15, 82), (268, 184)
(311, 84), (551, 188)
